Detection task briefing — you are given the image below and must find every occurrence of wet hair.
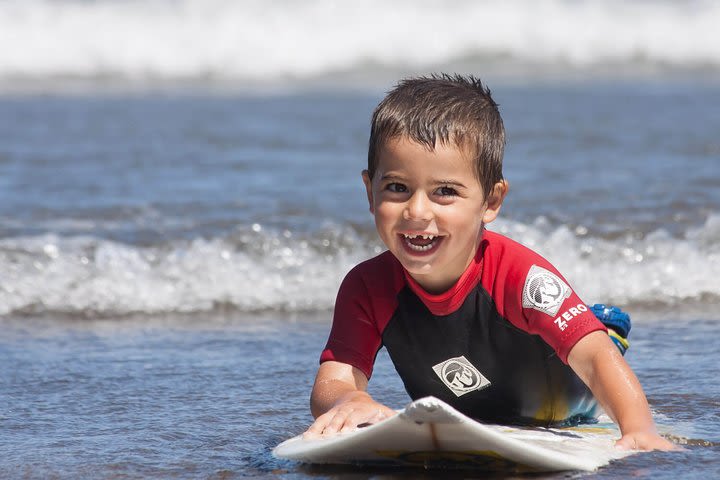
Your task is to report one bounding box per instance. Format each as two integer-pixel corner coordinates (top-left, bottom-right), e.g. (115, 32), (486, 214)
(367, 74), (505, 196)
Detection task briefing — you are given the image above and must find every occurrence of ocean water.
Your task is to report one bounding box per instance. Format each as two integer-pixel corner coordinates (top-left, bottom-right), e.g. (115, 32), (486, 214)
(1, 1), (719, 479)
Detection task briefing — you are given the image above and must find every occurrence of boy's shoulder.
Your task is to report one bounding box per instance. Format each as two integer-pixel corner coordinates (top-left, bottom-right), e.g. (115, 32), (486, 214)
(482, 229), (550, 267)
(336, 250), (406, 327)
(352, 249), (399, 273)
(343, 250), (404, 290)
(480, 229), (569, 295)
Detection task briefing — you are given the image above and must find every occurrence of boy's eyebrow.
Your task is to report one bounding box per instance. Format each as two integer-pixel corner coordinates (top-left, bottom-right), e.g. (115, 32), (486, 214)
(433, 179), (467, 188)
(380, 174), (467, 188)
(379, 173), (406, 181)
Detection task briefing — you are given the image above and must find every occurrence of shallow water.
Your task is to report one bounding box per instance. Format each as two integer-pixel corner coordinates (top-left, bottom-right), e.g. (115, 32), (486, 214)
(1, 312), (718, 479)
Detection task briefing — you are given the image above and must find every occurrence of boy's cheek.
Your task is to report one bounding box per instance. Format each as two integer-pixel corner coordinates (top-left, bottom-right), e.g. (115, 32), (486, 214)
(373, 212), (395, 242)
(373, 206), (395, 226)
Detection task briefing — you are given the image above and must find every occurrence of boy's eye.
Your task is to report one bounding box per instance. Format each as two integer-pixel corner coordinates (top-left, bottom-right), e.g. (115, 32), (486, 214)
(436, 186), (458, 196)
(386, 183), (407, 193)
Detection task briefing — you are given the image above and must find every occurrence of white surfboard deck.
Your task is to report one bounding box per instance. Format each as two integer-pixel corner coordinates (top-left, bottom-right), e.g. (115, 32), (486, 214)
(273, 396), (634, 472)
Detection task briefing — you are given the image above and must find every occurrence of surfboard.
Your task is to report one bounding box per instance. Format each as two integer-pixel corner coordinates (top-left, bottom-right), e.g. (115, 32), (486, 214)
(273, 396), (634, 472)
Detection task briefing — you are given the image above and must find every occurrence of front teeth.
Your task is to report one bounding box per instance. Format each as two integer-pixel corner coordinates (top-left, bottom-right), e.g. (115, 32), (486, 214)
(402, 234), (436, 240)
(402, 233), (438, 252)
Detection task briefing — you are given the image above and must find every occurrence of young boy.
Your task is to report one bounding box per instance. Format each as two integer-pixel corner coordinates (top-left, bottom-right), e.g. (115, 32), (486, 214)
(306, 75), (674, 451)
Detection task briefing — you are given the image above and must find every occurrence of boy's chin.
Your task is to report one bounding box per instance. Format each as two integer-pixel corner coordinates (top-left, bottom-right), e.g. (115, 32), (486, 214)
(396, 257), (437, 278)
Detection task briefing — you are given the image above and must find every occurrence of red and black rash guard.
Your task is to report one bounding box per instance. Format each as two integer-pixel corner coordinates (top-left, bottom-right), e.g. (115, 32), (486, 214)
(320, 230), (607, 426)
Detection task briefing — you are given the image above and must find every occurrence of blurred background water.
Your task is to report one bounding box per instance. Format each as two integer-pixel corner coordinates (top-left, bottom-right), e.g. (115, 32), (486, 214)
(0, 1), (718, 478)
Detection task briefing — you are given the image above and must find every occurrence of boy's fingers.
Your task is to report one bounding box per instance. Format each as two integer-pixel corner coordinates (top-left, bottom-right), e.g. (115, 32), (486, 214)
(340, 406), (396, 432)
(303, 419), (327, 438)
(614, 436), (638, 451)
(339, 410), (370, 432)
(367, 409), (388, 425)
(303, 429), (320, 439)
(324, 410), (350, 434)
(380, 405), (397, 419)
(304, 402), (397, 438)
(615, 433), (678, 452)
(304, 410), (337, 438)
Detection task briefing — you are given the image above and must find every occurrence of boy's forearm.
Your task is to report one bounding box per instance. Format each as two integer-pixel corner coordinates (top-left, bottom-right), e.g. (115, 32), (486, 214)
(587, 348), (655, 433)
(310, 361), (371, 418)
(569, 332), (657, 435)
(570, 331), (677, 451)
(310, 378), (371, 418)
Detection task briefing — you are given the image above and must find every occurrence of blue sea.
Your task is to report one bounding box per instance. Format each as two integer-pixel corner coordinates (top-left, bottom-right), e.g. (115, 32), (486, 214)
(1, 1), (719, 478)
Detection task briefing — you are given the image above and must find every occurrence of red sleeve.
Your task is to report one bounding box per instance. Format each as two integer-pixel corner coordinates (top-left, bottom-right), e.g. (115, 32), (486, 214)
(482, 232), (606, 363)
(319, 253), (401, 379)
(519, 262), (606, 363)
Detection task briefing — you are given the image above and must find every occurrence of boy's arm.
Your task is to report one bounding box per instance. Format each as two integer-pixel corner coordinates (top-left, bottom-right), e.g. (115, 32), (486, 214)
(567, 331), (676, 451)
(305, 360), (396, 437)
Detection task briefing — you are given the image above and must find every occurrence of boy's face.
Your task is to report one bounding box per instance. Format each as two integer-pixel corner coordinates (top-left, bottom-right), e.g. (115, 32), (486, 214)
(363, 137), (506, 294)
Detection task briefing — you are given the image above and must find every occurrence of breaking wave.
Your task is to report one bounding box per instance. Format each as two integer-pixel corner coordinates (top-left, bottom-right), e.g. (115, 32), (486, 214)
(1, 215), (718, 317)
(0, 0), (718, 84)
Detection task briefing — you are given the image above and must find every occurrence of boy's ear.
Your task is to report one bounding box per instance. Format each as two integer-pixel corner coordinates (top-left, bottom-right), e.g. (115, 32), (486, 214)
(361, 170), (374, 214)
(482, 180), (509, 224)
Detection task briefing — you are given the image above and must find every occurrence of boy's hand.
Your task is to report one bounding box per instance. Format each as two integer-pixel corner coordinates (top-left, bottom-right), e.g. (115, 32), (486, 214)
(616, 431), (678, 451)
(307, 361), (397, 438)
(304, 392), (396, 438)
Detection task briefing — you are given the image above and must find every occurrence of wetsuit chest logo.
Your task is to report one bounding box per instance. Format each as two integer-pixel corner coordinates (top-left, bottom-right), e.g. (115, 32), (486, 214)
(522, 265), (572, 317)
(432, 356), (491, 397)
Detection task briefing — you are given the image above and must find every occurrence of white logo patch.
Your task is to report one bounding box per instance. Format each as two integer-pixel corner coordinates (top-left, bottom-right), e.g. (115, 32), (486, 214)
(432, 356), (491, 397)
(522, 265), (571, 317)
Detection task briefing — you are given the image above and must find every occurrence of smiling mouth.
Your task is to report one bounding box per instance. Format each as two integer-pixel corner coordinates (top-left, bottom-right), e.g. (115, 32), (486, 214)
(401, 233), (442, 252)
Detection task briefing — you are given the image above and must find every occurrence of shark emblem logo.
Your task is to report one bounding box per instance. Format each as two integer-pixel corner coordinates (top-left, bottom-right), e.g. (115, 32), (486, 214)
(522, 265), (571, 317)
(432, 356), (491, 397)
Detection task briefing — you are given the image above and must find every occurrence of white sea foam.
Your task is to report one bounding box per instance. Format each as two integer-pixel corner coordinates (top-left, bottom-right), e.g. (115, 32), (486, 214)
(0, 216), (718, 317)
(493, 215), (720, 309)
(0, 0), (718, 83)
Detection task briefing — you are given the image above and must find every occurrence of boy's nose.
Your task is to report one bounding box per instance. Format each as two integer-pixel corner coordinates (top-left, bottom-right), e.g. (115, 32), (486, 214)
(403, 191), (433, 221)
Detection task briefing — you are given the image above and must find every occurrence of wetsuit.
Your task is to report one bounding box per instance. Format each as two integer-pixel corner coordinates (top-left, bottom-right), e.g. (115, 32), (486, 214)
(320, 230), (607, 426)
